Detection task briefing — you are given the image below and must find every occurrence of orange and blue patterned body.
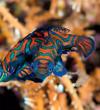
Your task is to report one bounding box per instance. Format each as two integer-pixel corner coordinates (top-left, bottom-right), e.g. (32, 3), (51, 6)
(0, 25), (95, 82)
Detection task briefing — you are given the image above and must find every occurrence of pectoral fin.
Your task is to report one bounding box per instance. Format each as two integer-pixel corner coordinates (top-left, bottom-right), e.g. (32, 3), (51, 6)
(53, 60), (67, 76)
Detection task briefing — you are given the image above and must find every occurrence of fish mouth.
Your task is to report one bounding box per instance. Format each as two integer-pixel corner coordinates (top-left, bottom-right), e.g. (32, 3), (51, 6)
(38, 63), (48, 74)
(34, 59), (51, 75)
(38, 67), (48, 75)
(35, 64), (51, 80)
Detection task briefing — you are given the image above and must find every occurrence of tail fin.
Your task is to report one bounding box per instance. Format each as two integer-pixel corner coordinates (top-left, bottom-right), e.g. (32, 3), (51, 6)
(77, 36), (95, 58)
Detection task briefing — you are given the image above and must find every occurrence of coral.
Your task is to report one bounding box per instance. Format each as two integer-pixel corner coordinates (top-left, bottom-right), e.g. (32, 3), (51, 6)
(0, 75), (84, 110)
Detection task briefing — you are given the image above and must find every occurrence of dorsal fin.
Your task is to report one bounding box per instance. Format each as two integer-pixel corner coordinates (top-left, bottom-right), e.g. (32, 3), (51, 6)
(34, 24), (70, 34)
(51, 25), (70, 35)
